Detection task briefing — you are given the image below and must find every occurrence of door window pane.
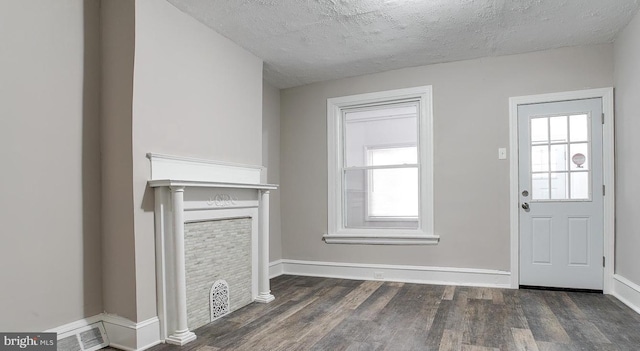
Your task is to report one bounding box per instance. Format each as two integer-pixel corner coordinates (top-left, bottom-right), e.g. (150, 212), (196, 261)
(531, 146), (549, 172)
(549, 116), (568, 143)
(550, 172), (568, 200)
(570, 172), (589, 200)
(570, 143), (589, 170)
(570, 114), (589, 142)
(531, 118), (548, 144)
(550, 144), (568, 171)
(532, 173), (550, 200)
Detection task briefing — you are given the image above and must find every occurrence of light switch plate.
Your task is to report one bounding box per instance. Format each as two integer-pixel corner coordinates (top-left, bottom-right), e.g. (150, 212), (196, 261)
(498, 148), (507, 160)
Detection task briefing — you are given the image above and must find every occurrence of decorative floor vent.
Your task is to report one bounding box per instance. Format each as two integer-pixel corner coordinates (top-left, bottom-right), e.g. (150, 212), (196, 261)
(57, 322), (109, 351)
(210, 280), (230, 321)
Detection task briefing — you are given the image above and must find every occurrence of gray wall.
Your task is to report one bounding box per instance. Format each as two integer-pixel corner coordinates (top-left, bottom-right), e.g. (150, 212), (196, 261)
(130, 0), (264, 321)
(0, 0), (103, 331)
(614, 10), (640, 286)
(280, 44), (614, 271)
(101, 0), (138, 322)
(263, 81), (283, 262)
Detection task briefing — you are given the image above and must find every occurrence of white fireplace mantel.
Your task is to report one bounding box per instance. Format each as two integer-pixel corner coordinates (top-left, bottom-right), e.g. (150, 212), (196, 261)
(147, 153), (277, 346)
(148, 179), (277, 190)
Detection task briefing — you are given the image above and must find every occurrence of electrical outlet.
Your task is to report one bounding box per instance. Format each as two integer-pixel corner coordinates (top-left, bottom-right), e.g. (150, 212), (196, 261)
(374, 272), (384, 279)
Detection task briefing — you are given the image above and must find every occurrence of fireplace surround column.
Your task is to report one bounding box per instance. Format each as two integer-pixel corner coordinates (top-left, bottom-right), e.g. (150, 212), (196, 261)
(166, 186), (197, 345)
(255, 190), (275, 303)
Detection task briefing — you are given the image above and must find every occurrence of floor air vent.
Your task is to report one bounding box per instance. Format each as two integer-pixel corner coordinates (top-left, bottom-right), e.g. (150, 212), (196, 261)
(57, 322), (109, 351)
(210, 280), (230, 321)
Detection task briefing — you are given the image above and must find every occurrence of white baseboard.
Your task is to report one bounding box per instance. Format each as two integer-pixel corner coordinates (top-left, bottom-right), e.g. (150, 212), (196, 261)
(102, 314), (161, 351)
(272, 259), (511, 288)
(46, 314), (162, 351)
(269, 259), (284, 278)
(612, 274), (640, 315)
(45, 314), (104, 334)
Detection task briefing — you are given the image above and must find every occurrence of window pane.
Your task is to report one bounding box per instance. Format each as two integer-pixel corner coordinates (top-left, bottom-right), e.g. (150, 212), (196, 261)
(369, 167), (418, 218)
(570, 172), (590, 200)
(343, 168), (366, 228)
(343, 169), (419, 229)
(550, 144), (568, 171)
(549, 116), (568, 143)
(368, 146), (417, 166)
(570, 143), (589, 170)
(532, 173), (550, 200)
(531, 146), (549, 172)
(550, 172), (568, 200)
(531, 117), (548, 144)
(570, 114), (589, 142)
(344, 105), (418, 167)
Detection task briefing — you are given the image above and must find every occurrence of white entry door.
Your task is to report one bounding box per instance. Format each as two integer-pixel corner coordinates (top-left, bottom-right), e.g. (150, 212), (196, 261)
(518, 98), (604, 290)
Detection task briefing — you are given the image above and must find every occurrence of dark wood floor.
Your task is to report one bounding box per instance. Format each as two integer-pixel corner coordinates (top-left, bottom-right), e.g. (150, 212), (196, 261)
(149, 275), (640, 351)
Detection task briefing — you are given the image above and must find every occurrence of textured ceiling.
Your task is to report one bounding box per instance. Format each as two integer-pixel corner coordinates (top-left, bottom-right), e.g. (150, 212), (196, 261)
(167, 0), (640, 89)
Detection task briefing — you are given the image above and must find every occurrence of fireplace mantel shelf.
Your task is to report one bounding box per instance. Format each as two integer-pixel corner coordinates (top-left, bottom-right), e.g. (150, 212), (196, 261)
(148, 179), (278, 190)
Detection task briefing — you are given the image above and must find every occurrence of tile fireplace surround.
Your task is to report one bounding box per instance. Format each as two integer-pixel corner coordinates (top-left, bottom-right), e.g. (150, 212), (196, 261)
(147, 153), (277, 346)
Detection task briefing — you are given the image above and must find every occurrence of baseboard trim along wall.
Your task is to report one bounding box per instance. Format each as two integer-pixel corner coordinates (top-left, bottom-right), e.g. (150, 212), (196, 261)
(269, 259), (284, 278)
(45, 314), (104, 335)
(269, 259), (511, 288)
(612, 274), (640, 315)
(47, 314), (162, 351)
(102, 314), (161, 351)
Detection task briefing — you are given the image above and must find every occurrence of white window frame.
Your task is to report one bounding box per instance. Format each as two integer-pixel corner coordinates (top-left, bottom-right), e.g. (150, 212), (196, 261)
(323, 86), (438, 245)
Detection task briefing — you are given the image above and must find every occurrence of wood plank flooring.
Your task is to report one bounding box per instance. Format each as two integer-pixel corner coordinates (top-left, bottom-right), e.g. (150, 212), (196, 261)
(148, 275), (640, 351)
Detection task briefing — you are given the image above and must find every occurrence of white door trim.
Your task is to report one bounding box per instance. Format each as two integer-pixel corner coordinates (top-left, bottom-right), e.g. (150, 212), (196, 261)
(509, 88), (615, 292)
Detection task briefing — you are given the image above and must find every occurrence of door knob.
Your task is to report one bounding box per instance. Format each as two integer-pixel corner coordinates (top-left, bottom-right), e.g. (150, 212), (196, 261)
(521, 202), (530, 210)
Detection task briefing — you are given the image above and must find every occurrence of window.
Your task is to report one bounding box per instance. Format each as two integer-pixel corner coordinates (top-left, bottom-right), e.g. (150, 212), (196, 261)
(324, 86), (437, 245)
(530, 114), (591, 201)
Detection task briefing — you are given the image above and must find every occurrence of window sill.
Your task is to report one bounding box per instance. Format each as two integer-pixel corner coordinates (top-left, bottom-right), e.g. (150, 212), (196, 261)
(322, 234), (440, 245)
